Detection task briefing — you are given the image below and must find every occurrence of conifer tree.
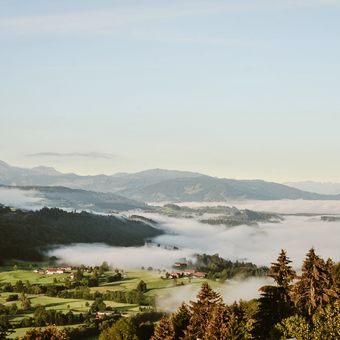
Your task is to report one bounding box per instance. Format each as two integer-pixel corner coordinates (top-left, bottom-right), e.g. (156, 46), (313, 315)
(204, 304), (232, 340)
(171, 303), (191, 339)
(184, 282), (223, 339)
(324, 258), (339, 302)
(254, 249), (295, 338)
(291, 248), (337, 317)
(151, 317), (175, 340)
(268, 249), (296, 291)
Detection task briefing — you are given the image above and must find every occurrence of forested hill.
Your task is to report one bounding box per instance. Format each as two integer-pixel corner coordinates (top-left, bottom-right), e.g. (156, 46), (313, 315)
(0, 206), (162, 262)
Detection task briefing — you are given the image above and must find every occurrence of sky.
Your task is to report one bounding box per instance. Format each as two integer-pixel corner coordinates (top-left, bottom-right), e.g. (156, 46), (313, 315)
(1, 0), (340, 182)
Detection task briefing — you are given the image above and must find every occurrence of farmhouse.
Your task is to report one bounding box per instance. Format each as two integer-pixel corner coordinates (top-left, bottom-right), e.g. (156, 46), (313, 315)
(165, 269), (207, 279)
(46, 267), (66, 275)
(192, 271), (206, 278)
(183, 269), (196, 276)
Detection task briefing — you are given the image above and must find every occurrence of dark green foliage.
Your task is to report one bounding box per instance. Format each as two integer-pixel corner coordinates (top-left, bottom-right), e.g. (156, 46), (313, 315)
(26, 306), (83, 327)
(99, 317), (138, 340)
(0, 206), (162, 261)
(275, 304), (340, 340)
(57, 286), (154, 306)
(136, 280), (147, 293)
(21, 325), (69, 340)
(254, 250), (296, 338)
(5, 294), (18, 302)
(20, 292), (31, 310)
(171, 303), (191, 339)
(194, 253), (268, 280)
(106, 272), (123, 283)
(90, 298), (106, 313)
(150, 249), (338, 340)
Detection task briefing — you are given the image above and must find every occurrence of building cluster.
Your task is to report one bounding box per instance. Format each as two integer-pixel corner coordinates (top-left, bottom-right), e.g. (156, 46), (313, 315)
(163, 268), (206, 279)
(33, 267), (72, 275)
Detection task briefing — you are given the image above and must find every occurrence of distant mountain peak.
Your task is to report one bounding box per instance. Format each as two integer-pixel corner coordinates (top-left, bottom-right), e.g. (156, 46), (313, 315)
(1, 160), (340, 202)
(31, 165), (61, 176)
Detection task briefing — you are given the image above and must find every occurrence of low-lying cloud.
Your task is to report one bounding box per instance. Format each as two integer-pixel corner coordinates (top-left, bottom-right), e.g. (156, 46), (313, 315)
(157, 277), (273, 312)
(0, 187), (44, 210)
(50, 243), (193, 269)
(49, 208), (340, 270)
(147, 213), (340, 267)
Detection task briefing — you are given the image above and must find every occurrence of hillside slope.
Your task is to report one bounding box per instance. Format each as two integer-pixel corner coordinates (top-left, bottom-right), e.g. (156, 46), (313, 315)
(0, 206), (162, 262)
(117, 176), (340, 202)
(2, 160), (340, 202)
(0, 185), (146, 211)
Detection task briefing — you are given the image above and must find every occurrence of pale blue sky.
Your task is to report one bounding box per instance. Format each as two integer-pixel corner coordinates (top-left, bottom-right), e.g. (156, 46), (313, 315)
(1, 0), (340, 181)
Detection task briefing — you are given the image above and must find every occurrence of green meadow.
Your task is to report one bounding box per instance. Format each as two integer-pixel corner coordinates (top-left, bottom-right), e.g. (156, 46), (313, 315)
(0, 266), (214, 339)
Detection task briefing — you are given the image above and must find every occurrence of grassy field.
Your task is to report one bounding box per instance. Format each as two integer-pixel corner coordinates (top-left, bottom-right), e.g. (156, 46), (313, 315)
(0, 266), (215, 339)
(0, 269), (69, 285)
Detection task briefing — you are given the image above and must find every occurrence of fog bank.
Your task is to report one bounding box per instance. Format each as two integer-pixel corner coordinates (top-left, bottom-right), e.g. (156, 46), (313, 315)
(46, 200), (340, 270)
(0, 187), (44, 210)
(49, 243), (193, 269)
(157, 277), (273, 312)
(49, 213), (340, 269)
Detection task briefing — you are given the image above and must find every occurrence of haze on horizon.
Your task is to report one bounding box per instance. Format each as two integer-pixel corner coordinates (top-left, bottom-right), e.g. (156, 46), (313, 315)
(1, 0), (340, 182)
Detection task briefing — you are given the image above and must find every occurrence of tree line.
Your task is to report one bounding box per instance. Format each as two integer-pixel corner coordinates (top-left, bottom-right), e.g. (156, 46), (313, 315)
(149, 248), (339, 340)
(0, 205), (162, 262)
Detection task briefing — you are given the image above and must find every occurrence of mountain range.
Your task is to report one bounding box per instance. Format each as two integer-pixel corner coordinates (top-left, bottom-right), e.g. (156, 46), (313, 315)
(1, 160), (340, 203)
(0, 185), (146, 211)
(285, 181), (340, 195)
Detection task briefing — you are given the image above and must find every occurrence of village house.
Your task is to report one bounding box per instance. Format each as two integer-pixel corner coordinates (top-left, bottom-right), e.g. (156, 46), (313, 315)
(46, 267), (66, 275)
(192, 271), (206, 278)
(164, 269), (207, 279)
(183, 269), (196, 276)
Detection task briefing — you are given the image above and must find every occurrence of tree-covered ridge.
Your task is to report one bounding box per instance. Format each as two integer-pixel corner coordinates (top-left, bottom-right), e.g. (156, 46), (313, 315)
(193, 253), (268, 280)
(156, 204), (282, 226)
(0, 205), (162, 262)
(150, 248), (339, 340)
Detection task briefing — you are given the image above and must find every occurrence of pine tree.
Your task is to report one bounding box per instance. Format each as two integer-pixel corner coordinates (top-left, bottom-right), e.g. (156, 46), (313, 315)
(268, 249), (296, 291)
(323, 258), (339, 303)
(254, 249), (295, 338)
(291, 248), (337, 317)
(171, 303), (191, 339)
(204, 304), (231, 340)
(151, 317), (175, 340)
(184, 282), (223, 339)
